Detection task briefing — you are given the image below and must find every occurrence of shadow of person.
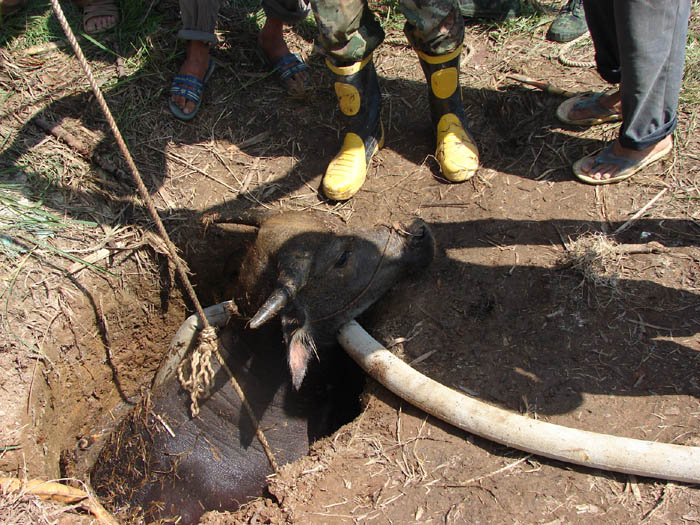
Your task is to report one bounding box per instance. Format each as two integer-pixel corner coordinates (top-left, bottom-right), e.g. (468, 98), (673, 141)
(362, 217), (699, 422)
(1, 0), (322, 208)
(4, 0), (606, 240)
(5, 2), (696, 424)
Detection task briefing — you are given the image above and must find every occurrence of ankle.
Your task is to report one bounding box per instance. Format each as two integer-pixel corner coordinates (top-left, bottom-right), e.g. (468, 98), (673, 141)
(185, 40), (210, 63)
(260, 18), (284, 47)
(614, 135), (671, 157)
(601, 92), (621, 110)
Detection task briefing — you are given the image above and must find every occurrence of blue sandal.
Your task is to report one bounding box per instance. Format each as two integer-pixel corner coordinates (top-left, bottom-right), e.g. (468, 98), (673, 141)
(270, 53), (309, 94)
(168, 58), (215, 121)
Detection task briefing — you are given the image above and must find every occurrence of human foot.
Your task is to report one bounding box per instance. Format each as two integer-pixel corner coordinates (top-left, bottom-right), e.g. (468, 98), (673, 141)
(556, 90), (622, 126)
(258, 17), (308, 94)
(80, 0), (119, 34)
(573, 136), (673, 184)
(170, 40), (212, 117)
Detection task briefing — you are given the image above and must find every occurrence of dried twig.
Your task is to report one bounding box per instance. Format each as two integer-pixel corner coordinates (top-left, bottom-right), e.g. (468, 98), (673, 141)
(22, 41), (69, 55)
(507, 73), (577, 98)
(146, 144), (239, 193)
(32, 117), (130, 184)
(442, 455), (533, 488)
(614, 188), (668, 234)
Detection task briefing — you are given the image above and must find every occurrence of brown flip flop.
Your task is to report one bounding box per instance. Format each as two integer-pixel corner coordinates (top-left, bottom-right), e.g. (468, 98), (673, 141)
(572, 140), (673, 185)
(556, 91), (623, 127)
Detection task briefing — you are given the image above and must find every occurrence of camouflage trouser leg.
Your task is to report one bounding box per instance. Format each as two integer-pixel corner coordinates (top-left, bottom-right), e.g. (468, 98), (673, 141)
(179, 0), (311, 45)
(310, 0), (384, 64)
(310, 0), (464, 64)
(400, 0), (464, 56)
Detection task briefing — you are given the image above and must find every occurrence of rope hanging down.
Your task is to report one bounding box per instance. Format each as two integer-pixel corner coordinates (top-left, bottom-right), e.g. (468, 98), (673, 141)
(47, 0), (278, 473)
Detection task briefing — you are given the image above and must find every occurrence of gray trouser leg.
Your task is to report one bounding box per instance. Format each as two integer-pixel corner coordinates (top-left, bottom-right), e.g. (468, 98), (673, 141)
(584, 0), (691, 151)
(178, 0), (311, 44)
(178, 0), (221, 44)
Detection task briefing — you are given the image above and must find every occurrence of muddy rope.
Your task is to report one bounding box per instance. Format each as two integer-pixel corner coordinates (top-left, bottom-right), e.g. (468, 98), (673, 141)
(48, 0), (279, 473)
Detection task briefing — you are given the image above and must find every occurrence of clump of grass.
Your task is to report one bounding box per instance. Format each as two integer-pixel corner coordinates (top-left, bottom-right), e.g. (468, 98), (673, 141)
(0, 1), (60, 50)
(0, 176), (102, 271)
(374, 0), (406, 33)
(1, 0), (164, 68)
(560, 232), (623, 289)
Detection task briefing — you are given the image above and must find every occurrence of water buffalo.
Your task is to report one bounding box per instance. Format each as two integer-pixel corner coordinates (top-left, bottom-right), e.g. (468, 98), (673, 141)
(91, 212), (434, 523)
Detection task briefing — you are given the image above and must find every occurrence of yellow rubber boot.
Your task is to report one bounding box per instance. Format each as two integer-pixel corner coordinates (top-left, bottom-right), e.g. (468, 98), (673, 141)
(418, 46), (479, 182)
(322, 55), (384, 201)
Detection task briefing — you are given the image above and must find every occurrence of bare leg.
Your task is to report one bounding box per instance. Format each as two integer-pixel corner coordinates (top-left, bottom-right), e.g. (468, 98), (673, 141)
(257, 17), (307, 93)
(74, 0), (119, 33)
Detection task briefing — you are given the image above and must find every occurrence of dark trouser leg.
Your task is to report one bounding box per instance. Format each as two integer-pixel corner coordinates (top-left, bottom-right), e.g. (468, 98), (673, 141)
(582, 0), (618, 83)
(262, 0), (311, 25)
(615, 0), (690, 150)
(178, 0), (220, 44)
(400, 0), (465, 56)
(583, 0), (690, 151)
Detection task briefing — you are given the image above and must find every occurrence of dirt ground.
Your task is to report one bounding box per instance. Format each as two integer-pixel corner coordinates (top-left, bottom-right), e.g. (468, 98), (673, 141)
(1, 1), (699, 523)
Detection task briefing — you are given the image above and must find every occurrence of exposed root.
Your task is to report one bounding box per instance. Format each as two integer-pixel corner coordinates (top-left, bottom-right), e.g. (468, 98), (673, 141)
(0, 477), (118, 525)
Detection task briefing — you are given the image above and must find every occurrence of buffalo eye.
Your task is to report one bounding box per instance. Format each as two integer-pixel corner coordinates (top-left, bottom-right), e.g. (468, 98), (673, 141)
(335, 250), (351, 268)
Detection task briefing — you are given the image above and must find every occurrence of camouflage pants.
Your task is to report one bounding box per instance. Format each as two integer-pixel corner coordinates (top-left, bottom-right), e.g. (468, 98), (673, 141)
(179, 0), (311, 45)
(310, 0), (464, 64)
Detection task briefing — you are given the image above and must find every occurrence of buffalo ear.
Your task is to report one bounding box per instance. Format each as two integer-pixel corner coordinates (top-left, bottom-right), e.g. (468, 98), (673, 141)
(281, 311), (317, 390)
(287, 329), (316, 390)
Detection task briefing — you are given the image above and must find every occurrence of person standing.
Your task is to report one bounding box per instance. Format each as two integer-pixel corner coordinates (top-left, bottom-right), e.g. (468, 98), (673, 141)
(556, 0), (691, 184)
(311, 0), (479, 201)
(170, 0), (311, 120)
(456, 0), (588, 43)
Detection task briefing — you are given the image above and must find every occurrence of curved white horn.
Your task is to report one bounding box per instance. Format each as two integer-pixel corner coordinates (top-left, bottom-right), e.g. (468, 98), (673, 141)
(338, 320), (700, 484)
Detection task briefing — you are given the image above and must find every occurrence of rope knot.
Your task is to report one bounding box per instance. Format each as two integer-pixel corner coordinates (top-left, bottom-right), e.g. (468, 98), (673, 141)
(177, 325), (218, 417)
(200, 326), (218, 345)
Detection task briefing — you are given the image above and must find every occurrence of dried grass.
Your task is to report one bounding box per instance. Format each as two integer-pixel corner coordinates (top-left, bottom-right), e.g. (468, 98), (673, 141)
(0, 477), (107, 525)
(560, 232), (623, 289)
(0, 490), (81, 525)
